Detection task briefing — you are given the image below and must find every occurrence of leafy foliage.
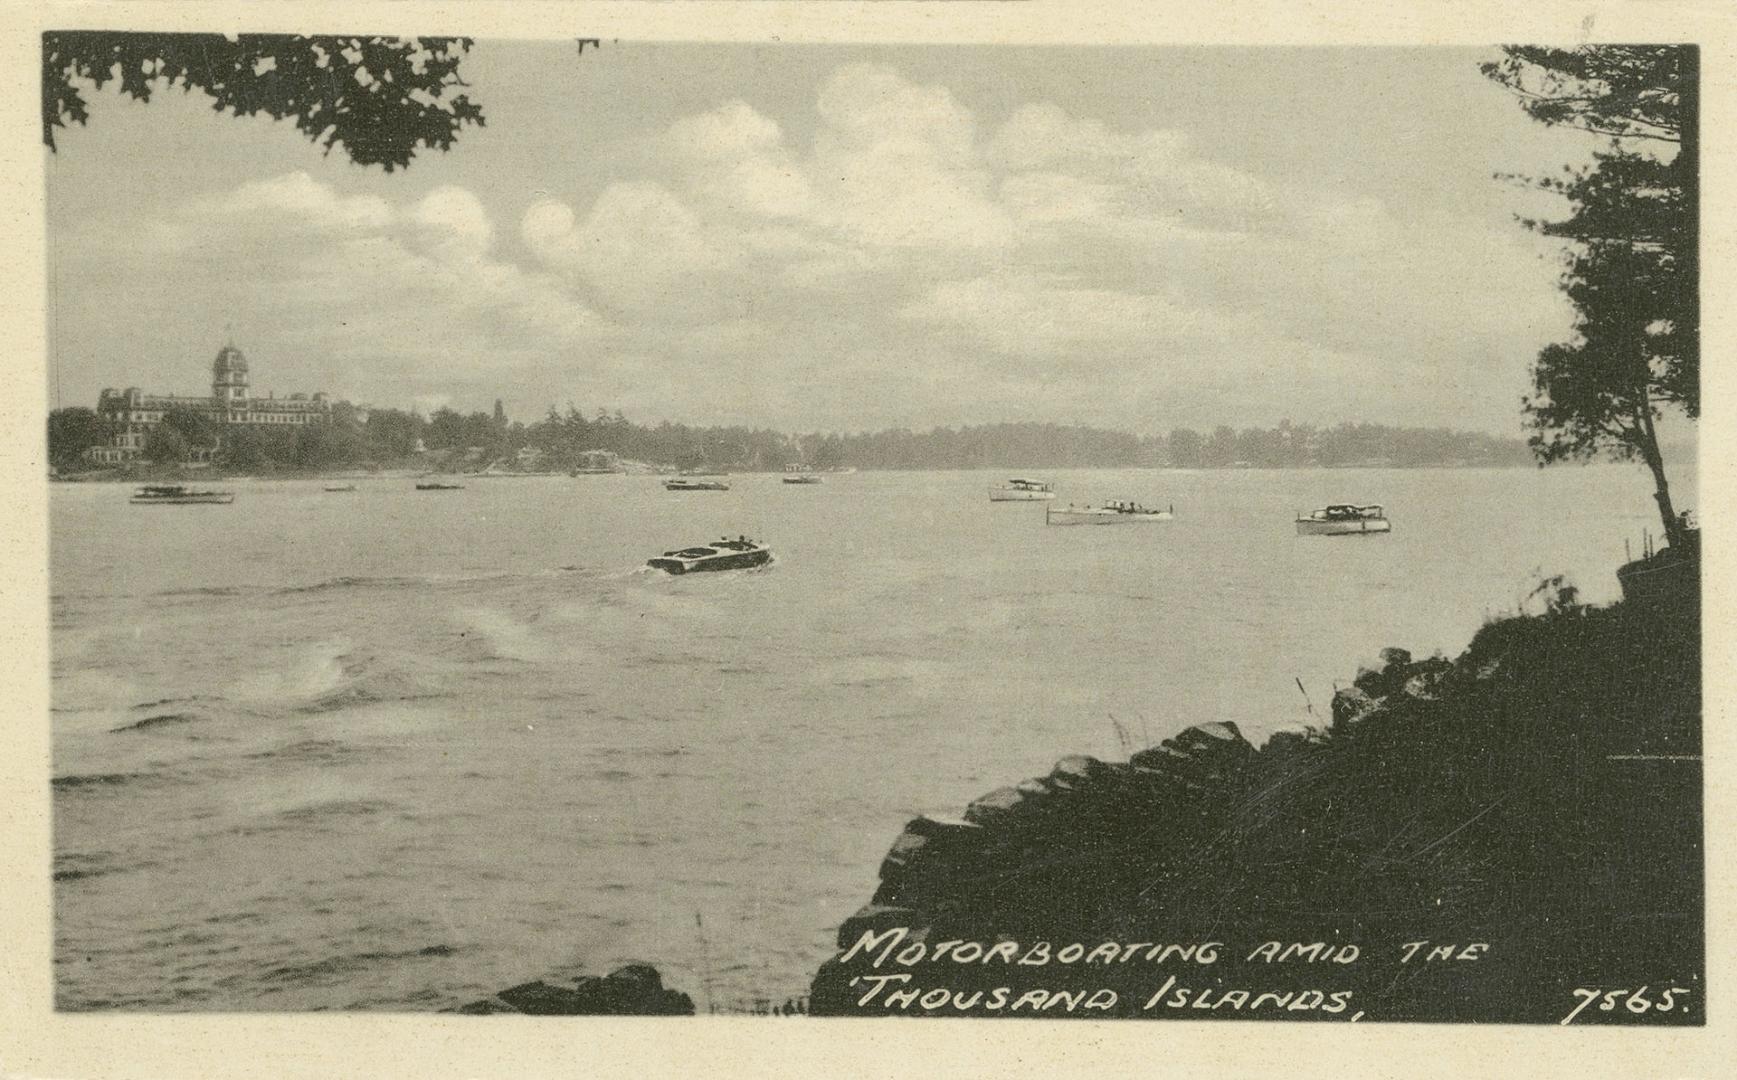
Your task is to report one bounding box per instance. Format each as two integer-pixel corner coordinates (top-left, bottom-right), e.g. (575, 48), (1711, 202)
(159, 405), (220, 448)
(42, 32), (483, 170)
(46, 406), (114, 465)
(1481, 46), (1687, 144)
(142, 425), (189, 463)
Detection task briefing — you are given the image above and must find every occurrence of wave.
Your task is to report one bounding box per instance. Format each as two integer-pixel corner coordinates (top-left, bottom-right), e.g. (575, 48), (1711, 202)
(271, 575), (424, 597)
(295, 677), (453, 716)
(259, 943), (459, 985)
(130, 695), (206, 711)
(110, 712), (201, 734)
(51, 771), (155, 792)
(275, 797), (393, 821)
(243, 738), (358, 764)
(53, 850), (154, 883)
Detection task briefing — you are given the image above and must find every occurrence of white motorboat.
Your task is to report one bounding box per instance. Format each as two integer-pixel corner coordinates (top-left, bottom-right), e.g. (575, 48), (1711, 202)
(1045, 501), (1174, 525)
(1295, 504), (1391, 536)
(990, 478), (1056, 501)
(129, 484), (234, 505)
(665, 478), (731, 492)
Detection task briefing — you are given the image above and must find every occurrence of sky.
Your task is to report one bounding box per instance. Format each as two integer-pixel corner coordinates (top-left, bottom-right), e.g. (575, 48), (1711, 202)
(45, 41), (1615, 435)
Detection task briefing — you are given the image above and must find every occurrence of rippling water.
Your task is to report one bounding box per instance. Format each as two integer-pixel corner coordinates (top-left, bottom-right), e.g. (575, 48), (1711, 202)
(50, 464), (1689, 1011)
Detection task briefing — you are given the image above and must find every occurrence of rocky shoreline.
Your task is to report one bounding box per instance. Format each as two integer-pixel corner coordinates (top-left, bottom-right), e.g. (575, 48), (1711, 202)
(807, 590), (1700, 1020)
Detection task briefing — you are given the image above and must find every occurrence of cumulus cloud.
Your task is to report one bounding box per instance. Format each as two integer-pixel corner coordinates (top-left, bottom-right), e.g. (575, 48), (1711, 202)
(664, 101), (812, 218)
(110, 171), (609, 403)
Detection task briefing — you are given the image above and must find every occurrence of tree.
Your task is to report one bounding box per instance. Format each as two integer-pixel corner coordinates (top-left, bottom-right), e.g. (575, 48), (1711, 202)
(424, 407), (466, 450)
(159, 405), (220, 450)
(1167, 428), (1203, 468)
(43, 32), (483, 171)
(47, 406), (113, 465)
(143, 425), (189, 463)
(294, 422), (366, 469)
(1483, 46), (1697, 547)
(365, 408), (425, 458)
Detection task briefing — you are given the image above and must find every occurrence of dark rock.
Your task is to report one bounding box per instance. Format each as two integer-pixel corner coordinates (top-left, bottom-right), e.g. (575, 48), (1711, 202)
(1048, 754), (1111, 789)
(876, 816), (984, 888)
(1263, 729), (1313, 757)
(962, 785), (1031, 825)
(1171, 721), (1255, 759)
(1014, 776), (1053, 800)
(463, 964), (694, 1016)
(1332, 686), (1379, 728)
(1129, 723), (1254, 792)
(836, 902), (922, 949)
(493, 981), (579, 1013)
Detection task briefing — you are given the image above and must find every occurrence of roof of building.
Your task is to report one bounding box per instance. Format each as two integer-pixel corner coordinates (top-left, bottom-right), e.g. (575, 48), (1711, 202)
(213, 344), (248, 375)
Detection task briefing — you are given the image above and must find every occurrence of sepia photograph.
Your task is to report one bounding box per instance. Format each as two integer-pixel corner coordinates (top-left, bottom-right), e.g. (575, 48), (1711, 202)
(19, 10), (1712, 1059)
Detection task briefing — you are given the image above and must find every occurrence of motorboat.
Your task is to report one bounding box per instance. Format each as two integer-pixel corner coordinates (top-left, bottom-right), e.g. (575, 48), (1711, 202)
(665, 478), (731, 492)
(990, 478), (1056, 501)
(647, 537), (772, 574)
(415, 481), (465, 491)
(782, 475), (823, 485)
(129, 484), (234, 505)
(1045, 501), (1174, 525)
(323, 484), (357, 492)
(1295, 504), (1391, 536)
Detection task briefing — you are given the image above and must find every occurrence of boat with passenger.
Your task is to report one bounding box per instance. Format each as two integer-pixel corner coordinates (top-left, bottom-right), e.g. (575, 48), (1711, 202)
(1046, 501), (1173, 525)
(990, 478), (1056, 501)
(647, 536), (772, 574)
(783, 474), (823, 485)
(665, 478), (731, 492)
(323, 484), (357, 493)
(415, 481), (464, 491)
(129, 484), (235, 505)
(1295, 504), (1391, 536)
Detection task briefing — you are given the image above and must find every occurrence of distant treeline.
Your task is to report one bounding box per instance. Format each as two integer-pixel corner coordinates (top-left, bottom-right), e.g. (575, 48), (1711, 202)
(48, 402), (1533, 472)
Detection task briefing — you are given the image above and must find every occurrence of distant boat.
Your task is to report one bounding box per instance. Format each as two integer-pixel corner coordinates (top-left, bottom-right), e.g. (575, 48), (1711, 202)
(416, 481), (464, 491)
(782, 475), (823, 485)
(665, 478), (730, 492)
(130, 484), (234, 505)
(1046, 501), (1173, 525)
(648, 537), (772, 574)
(323, 484), (357, 493)
(1295, 504), (1391, 536)
(990, 478), (1056, 501)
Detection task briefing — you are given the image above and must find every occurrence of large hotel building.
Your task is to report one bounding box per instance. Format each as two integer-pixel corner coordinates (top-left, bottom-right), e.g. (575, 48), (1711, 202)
(86, 344), (348, 464)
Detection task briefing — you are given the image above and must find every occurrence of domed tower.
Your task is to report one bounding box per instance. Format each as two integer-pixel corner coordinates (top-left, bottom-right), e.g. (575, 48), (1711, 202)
(212, 343), (250, 408)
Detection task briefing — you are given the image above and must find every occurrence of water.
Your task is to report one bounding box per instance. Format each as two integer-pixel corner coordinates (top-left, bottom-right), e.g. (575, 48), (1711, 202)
(49, 465), (1689, 1011)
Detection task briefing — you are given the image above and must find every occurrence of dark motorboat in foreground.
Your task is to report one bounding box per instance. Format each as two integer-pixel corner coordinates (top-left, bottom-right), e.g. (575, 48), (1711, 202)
(416, 481), (465, 491)
(129, 484), (234, 505)
(647, 537), (772, 574)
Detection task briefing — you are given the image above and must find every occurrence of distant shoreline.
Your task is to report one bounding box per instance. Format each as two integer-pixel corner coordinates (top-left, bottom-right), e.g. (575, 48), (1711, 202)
(50, 460), (1644, 484)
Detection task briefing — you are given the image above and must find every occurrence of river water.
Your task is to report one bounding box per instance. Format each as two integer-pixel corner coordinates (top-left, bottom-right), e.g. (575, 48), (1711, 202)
(49, 464), (1690, 1011)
